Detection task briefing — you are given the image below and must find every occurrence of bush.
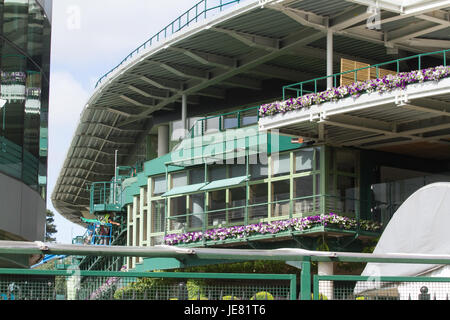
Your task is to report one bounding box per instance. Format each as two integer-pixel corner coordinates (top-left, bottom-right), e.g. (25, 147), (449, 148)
(222, 296), (240, 300)
(250, 291), (274, 300)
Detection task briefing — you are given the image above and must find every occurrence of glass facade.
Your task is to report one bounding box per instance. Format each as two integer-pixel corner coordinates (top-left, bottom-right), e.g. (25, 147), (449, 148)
(0, 0), (51, 199)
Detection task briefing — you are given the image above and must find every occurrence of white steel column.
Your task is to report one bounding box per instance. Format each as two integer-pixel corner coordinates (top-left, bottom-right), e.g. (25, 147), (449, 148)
(182, 94), (188, 138)
(327, 28), (334, 89)
(318, 261), (334, 300)
(157, 125), (169, 157)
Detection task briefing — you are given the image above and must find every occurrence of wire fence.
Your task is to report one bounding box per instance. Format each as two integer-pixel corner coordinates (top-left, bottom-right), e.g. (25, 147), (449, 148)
(314, 275), (450, 301)
(0, 269), (295, 301)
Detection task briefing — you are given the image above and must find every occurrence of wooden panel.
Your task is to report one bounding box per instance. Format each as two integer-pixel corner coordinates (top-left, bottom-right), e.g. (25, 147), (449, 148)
(340, 58), (397, 86)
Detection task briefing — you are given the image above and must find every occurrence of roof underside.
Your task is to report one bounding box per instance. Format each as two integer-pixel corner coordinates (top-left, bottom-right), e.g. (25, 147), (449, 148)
(52, 0), (450, 225)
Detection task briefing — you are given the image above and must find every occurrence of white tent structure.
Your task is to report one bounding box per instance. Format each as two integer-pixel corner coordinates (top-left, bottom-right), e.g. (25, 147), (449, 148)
(356, 182), (450, 299)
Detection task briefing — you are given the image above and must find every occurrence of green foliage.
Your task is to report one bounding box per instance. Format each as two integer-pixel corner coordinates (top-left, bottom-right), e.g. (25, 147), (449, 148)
(251, 291), (274, 300)
(312, 293), (328, 300)
(113, 261), (300, 300)
(45, 210), (57, 242)
(222, 296), (240, 300)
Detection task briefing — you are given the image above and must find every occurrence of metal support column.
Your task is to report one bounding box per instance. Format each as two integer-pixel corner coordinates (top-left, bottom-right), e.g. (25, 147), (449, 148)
(327, 28), (334, 89)
(182, 94), (188, 138)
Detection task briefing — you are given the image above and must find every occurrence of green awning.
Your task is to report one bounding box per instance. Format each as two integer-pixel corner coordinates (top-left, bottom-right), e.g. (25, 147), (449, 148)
(162, 182), (207, 197)
(200, 176), (248, 192)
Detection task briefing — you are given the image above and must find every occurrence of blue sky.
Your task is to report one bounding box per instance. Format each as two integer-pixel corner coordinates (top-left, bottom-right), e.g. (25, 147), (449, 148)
(49, 0), (196, 243)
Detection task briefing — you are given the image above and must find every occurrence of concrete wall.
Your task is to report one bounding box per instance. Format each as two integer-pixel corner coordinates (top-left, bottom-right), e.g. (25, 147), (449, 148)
(0, 172), (46, 242)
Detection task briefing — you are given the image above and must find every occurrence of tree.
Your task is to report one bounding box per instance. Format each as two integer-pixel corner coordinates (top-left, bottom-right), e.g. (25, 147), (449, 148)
(45, 209), (57, 242)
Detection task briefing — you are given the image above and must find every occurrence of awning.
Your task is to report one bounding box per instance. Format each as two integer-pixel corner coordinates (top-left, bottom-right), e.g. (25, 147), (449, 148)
(162, 182), (207, 197)
(200, 175), (248, 192)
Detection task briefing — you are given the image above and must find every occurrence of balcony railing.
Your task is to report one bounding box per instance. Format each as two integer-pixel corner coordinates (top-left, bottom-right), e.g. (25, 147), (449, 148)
(282, 48), (449, 100)
(89, 181), (125, 214)
(187, 105), (260, 139)
(164, 194), (388, 246)
(95, 0), (246, 88)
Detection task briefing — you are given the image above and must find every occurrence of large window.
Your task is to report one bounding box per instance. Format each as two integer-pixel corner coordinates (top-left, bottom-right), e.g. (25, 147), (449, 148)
(170, 196), (187, 230)
(208, 190), (226, 226)
(151, 200), (166, 233)
(249, 183), (268, 219)
(271, 179), (290, 217)
(229, 187), (246, 223)
(293, 175), (317, 215)
(272, 153), (291, 177)
(189, 193), (205, 229)
(152, 175), (167, 196)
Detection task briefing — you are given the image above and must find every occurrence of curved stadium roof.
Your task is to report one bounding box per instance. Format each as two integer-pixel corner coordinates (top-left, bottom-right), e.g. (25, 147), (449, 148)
(52, 0), (450, 225)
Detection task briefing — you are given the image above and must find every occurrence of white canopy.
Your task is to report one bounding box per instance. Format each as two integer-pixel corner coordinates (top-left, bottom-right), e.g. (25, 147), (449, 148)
(355, 182), (450, 296)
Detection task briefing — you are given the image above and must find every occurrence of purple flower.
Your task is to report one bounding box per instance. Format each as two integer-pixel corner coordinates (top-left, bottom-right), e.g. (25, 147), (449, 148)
(259, 65), (450, 117)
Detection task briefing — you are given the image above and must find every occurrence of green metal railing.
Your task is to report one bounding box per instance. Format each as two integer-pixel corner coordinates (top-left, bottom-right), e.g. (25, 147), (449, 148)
(187, 106), (260, 139)
(282, 48), (450, 100)
(165, 194), (387, 245)
(0, 269), (296, 301)
(95, 0), (246, 88)
(89, 181), (124, 214)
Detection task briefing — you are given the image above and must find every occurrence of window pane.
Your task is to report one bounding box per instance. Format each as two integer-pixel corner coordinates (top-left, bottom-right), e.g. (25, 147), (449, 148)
(209, 166), (226, 181)
(336, 176), (357, 215)
(336, 150), (356, 173)
(208, 190), (226, 226)
(249, 183), (268, 219)
(189, 193), (205, 229)
(272, 153), (290, 177)
(295, 148), (313, 173)
(230, 164), (246, 177)
(170, 196), (187, 230)
(293, 175), (314, 214)
(229, 187), (246, 224)
(172, 172), (187, 188)
(250, 163), (268, 180)
(151, 200), (166, 233)
(153, 176), (167, 195)
(189, 167), (205, 184)
(272, 179), (290, 217)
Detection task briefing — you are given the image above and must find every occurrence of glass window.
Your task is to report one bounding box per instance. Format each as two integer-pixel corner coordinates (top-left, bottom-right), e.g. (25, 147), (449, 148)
(249, 183), (268, 219)
(189, 167), (205, 184)
(230, 163), (246, 178)
(151, 200), (166, 233)
(272, 179), (290, 217)
(208, 190), (226, 226)
(336, 150), (356, 173)
(205, 117), (220, 133)
(337, 176), (357, 214)
(209, 166), (226, 181)
(223, 114), (238, 130)
(172, 172), (187, 188)
(152, 176), (167, 196)
(250, 163), (268, 180)
(295, 148), (314, 173)
(229, 187), (246, 223)
(170, 196), (187, 230)
(189, 193), (205, 229)
(272, 153), (290, 177)
(293, 175), (314, 214)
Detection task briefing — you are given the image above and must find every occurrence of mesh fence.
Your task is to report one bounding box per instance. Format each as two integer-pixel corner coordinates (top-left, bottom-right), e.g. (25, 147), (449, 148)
(316, 277), (450, 300)
(0, 271), (294, 301)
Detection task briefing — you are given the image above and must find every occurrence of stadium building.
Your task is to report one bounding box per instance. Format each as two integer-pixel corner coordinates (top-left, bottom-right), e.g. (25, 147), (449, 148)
(52, 0), (450, 274)
(0, 0), (52, 267)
